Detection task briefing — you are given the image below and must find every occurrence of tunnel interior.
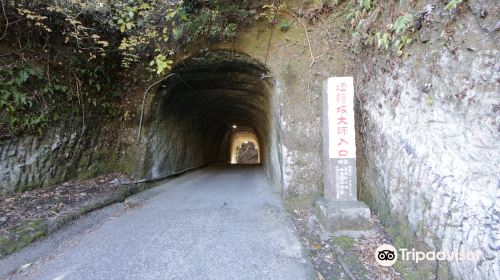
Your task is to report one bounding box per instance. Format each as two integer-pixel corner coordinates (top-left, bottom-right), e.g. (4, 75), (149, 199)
(229, 126), (260, 164)
(144, 51), (281, 184)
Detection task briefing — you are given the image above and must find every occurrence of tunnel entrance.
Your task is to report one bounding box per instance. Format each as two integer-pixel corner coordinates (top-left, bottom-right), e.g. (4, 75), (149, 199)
(144, 50), (281, 184)
(229, 126), (260, 164)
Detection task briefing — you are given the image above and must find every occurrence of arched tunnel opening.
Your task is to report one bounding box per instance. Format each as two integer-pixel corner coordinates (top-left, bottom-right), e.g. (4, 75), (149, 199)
(143, 51), (282, 186)
(229, 126), (260, 164)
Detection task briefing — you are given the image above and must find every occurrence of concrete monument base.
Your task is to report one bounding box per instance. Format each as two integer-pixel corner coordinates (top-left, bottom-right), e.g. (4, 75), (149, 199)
(315, 199), (372, 232)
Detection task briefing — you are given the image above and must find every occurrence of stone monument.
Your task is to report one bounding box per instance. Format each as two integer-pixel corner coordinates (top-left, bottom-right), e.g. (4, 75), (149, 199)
(316, 77), (372, 232)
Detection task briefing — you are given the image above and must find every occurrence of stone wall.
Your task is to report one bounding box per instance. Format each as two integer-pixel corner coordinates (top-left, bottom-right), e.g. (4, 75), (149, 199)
(223, 18), (353, 206)
(356, 2), (499, 278)
(0, 119), (141, 194)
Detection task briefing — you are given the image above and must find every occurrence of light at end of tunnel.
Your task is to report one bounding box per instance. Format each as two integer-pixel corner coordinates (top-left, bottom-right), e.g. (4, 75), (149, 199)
(232, 125), (237, 129)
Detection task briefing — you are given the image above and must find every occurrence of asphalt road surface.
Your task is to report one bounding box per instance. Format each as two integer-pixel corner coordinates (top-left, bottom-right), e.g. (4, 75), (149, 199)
(1, 164), (315, 280)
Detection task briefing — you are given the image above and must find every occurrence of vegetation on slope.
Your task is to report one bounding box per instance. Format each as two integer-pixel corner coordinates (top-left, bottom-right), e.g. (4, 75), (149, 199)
(0, 0), (470, 140)
(0, 0), (258, 140)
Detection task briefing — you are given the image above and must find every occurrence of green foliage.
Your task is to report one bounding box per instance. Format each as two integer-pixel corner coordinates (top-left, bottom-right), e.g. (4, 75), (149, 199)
(0, 57), (122, 140)
(393, 14), (412, 34)
(149, 54), (173, 75)
(173, 1), (253, 44)
(371, 14), (413, 56)
(384, 14), (414, 56)
(445, 0), (463, 10)
(0, 65), (58, 136)
(375, 32), (390, 49)
(259, 3), (286, 23)
(8, 1), (164, 75)
(318, 0), (343, 5)
(346, 0), (466, 57)
(4, 0), (261, 77)
(108, 0), (254, 72)
(108, 1), (167, 70)
(360, 12), (414, 56)
(280, 20), (290, 32)
(342, 0), (420, 58)
(358, 0), (376, 11)
(393, 35), (413, 56)
(257, 2), (292, 37)
(0, 0), (263, 140)
(346, 0), (377, 35)
(111, 1), (152, 33)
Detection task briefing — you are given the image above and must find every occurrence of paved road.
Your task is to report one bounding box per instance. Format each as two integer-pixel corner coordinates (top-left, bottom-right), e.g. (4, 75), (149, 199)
(1, 164), (315, 280)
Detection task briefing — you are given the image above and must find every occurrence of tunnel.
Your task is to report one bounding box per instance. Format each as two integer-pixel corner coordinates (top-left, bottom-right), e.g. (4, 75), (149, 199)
(143, 51), (283, 187)
(229, 126), (260, 164)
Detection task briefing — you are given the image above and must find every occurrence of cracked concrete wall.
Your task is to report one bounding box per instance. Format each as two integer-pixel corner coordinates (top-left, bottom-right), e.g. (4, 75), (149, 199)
(356, 1), (499, 278)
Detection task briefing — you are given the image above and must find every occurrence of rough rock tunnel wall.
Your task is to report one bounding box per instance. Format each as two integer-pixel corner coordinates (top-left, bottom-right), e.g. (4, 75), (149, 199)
(0, 119), (139, 194)
(143, 51), (283, 187)
(355, 2), (499, 278)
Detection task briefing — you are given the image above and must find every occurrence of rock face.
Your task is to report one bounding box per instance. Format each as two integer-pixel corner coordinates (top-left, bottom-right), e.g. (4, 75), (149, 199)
(236, 142), (259, 164)
(356, 4), (499, 279)
(0, 120), (139, 194)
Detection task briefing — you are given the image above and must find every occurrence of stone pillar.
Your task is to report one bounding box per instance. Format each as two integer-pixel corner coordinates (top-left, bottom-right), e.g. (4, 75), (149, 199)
(316, 77), (371, 233)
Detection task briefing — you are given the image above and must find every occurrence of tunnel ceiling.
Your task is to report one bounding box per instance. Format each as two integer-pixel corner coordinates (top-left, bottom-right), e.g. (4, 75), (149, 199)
(162, 52), (270, 130)
(146, 50), (272, 175)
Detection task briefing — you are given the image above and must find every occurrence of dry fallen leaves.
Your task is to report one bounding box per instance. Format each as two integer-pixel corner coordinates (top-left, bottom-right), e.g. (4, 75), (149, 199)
(0, 173), (132, 239)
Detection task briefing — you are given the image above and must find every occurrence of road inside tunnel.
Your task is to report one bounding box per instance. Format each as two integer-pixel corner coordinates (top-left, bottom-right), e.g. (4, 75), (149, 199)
(1, 164), (315, 280)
